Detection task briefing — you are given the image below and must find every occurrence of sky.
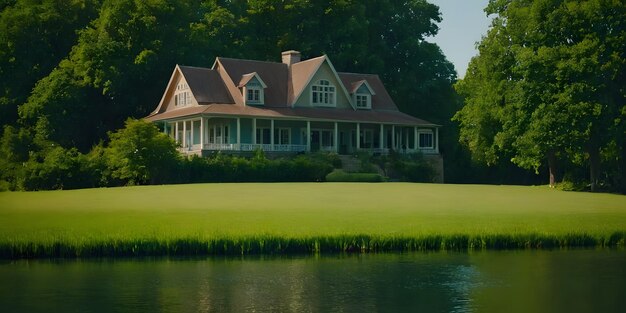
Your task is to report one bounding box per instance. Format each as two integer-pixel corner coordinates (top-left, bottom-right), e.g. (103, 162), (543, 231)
(426, 0), (493, 78)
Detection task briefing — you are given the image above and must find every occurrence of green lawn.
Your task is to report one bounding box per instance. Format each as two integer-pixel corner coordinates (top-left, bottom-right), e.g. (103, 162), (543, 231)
(1, 183), (625, 257)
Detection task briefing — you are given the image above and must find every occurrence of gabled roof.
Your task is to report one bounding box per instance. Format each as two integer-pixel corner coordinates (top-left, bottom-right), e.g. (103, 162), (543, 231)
(149, 65), (233, 116)
(349, 79), (376, 95)
(237, 72), (268, 88)
(338, 73), (398, 111)
(289, 56), (354, 109)
(288, 56), (325, 105)
(147, 53), (437, 127)
(179, 66), (233, 104)
(216, 57), (289, 107)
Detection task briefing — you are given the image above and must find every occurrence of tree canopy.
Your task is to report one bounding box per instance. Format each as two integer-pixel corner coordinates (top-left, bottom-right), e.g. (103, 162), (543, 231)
(0, 0), (461, 190)
(454, 0), (626, 191)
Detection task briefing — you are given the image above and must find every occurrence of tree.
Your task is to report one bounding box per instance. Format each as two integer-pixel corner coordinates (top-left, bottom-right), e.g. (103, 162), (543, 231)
(105, 118), (179, 185)
(454, 0), (626, 191)
(0, 0), (100, 128)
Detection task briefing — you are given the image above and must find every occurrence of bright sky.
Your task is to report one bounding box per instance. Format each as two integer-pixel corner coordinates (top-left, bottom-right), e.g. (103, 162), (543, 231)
(426, 0), (493, 78)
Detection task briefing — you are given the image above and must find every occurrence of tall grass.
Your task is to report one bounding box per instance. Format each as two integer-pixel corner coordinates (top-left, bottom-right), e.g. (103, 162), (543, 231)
(1, 233), (624, 259)
(1, 183), (625, 259)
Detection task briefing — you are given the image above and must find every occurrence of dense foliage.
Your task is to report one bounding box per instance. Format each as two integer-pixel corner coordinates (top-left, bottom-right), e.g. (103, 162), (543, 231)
(455, 0), (626, 191)
(0, 0), (463, 190)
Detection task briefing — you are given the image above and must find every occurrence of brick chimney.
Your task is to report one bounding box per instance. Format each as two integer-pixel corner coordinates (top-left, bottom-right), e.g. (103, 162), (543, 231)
(281, 50), (301, 66)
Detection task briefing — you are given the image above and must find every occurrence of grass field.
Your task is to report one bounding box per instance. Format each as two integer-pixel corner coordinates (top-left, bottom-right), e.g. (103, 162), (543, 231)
(1, 183), (625, 258)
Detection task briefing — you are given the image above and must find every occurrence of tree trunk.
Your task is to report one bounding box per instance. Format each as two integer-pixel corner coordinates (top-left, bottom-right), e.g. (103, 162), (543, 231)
(547, 150), (557, 188)
(589, 148), (600, 192)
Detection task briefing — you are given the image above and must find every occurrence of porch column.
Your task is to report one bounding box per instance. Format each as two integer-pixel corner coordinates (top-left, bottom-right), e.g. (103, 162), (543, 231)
(306, 121), (311, 152)
(435, 127), (440, 153)
(252, 118), (257, 145)
(163, 122), (167, 135)
(270, 119), (275, 151)
(236, 118), (241, 149)
(191, 120), (195, 149)
(414, 127), (418, 151)
(334, 122), (338, 153)
(175, 122), (179, 143)
(356, 122), (361, 150)
(404, 127), (409, 151)
(379, 124), (384, 150)
(200, 118), (204, 148)
(391, 125), (395, 150)
(182, 120), (187, 148)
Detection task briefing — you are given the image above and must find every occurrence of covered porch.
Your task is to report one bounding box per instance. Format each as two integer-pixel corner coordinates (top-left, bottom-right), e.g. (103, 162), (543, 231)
(161, 115), (439, 156)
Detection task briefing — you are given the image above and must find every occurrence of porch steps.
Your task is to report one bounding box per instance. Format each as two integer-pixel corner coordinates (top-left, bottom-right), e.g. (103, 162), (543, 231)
(337, 155), (386, 177)
(338, 155), (361, 172)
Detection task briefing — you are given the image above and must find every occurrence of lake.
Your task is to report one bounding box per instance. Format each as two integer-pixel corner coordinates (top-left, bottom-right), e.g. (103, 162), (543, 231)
(0, 249), (624, 312)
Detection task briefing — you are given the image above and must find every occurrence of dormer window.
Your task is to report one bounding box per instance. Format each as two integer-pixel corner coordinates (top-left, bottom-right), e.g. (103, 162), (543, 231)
(352, 81), (375, 110)
(239, 73), (267, 106)
(355, 94), (370, 109)
(245, 81), (263, 105)
(311, 79), (336, 106)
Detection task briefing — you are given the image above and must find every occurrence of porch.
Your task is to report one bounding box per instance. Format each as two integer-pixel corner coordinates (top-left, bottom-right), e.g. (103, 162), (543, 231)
(162, 116), (439, 156)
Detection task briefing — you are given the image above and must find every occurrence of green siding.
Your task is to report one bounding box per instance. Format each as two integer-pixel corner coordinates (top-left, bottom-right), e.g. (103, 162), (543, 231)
(294, 61), (352, 109)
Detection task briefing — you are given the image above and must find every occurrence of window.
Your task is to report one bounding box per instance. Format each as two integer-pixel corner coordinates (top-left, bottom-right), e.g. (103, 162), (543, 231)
(274, 128), (290, 145)
(355, 94), (370, 109)
(418, 130), (434, 149)
(247, 88), (261, 103)
(175, 91), (191, 107)
(311, 80), (336, 106)
(244, 79), (264, 105)
(256, 128), (271, 144)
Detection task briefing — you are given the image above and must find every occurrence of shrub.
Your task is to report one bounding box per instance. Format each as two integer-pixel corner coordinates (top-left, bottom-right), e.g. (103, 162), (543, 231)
(19, 147), (97, 190)
(105, 119), (180, 185)
(325, 170), (384, 182)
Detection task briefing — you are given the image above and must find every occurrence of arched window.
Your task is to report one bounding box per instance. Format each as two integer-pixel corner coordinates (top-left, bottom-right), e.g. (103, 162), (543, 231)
(311, 79), (336, 106)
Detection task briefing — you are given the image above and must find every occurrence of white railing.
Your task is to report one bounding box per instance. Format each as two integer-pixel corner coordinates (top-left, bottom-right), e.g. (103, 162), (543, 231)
(203, 143), (239, 151)
(203, 143), (308, 152)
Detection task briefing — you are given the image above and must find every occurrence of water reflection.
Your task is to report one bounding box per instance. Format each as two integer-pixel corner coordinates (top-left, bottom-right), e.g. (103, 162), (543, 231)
(0, 250), (624, 312)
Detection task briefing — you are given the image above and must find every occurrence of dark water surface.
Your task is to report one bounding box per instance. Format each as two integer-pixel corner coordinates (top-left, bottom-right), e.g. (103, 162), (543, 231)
(1, 249), (624, 313)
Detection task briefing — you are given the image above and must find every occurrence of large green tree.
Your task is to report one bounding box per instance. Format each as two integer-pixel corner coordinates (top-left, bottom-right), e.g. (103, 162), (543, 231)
(455, 0), (626, 191)
(0, 0), (100, 128)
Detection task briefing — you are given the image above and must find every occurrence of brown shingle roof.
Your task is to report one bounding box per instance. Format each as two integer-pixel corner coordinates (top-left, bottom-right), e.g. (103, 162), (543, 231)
(338, 72), (398, 111)
(145, 103), (438, 126)
(217, 57), (289, 107)
(288, 56), (325, 105)
(178, 66), (233, 104)
(147, 54), (438, 127)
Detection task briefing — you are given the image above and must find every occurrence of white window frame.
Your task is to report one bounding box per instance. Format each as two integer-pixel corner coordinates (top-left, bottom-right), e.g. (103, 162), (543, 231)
(274, 128), (291, 145)
(256, 127), (271, 144)
(245, 86), (264, 105)
(175, 91), (191, 107)
(355, 94), (371, 109)
(418, 130), (434, 149)
(311, 79), (336, 107)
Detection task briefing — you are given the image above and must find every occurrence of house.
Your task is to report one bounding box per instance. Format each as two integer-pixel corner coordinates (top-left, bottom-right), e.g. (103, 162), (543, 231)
(145, 50), (441, 160)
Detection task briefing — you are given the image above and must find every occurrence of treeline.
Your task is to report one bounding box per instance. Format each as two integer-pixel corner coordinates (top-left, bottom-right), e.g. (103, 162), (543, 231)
(455, 0), (626, 192)
(1, 0), (623, 191)
(0, 0), (467, 190)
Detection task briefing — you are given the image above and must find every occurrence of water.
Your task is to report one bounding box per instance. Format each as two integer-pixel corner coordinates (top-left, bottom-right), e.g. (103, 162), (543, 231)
(0, 249), (624, 313)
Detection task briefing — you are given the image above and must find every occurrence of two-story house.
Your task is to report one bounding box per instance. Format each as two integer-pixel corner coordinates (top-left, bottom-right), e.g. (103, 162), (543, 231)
(146, 51), (440, 158)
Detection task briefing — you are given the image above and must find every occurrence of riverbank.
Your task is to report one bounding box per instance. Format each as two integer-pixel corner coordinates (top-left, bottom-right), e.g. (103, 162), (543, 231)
(1, 183), (625, 258)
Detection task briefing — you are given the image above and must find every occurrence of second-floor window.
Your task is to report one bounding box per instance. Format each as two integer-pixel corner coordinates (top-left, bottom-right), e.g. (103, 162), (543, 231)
(356, 94), (370, 109)
(311, 79), (335, 106)
(175, 91), (191, 107)
(247, 88), (261, 103)
(175, 82), (191, 107)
